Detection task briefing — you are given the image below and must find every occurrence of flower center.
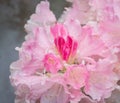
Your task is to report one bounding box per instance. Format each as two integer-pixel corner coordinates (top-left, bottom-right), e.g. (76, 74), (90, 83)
(54, 36), (78, 62)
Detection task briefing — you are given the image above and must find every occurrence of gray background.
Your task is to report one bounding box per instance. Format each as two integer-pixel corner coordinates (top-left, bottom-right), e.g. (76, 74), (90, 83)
(0, 0), (120, 103)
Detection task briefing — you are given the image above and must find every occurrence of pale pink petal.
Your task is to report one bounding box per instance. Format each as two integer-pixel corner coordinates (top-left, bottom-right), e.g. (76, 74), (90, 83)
(61, 0), (95, 24)
(78, 26), (108, 59)
(51, 23), (68, 38)
(40, 84), (69, 103)
(90, 0), (120, 47)
(43, 53), (62, 73)
(16, 27), (54, 74)
(25, 1), (56, 32)
(65, 65), (88, 89)
(85, 58), (119, 101)
(79, 97), (105, 103)
(64, 19), (82, 42)
(10, 73), (70, 103)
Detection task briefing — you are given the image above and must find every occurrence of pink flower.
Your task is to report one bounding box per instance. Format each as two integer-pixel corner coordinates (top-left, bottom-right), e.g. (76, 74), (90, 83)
(10, 0), (120, 103)
(51, 23), (78, 62)
(43, 53), (62, 73)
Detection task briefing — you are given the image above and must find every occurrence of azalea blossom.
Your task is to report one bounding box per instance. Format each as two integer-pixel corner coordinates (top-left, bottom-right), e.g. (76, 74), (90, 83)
(10, 0), (120, 103)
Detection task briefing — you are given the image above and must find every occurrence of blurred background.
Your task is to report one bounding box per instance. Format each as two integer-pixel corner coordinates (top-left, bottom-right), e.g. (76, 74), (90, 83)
(0, 0), (120, 103)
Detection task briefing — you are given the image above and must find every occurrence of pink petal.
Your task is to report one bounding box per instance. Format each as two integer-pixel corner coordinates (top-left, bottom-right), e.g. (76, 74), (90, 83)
(43, 53), (62, 73)
(25, 1), (56, 32)
(65, 65), (88, 89)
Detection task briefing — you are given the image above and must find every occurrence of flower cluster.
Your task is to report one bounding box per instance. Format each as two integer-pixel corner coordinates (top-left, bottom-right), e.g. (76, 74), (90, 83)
(10, 0), (120, 103)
